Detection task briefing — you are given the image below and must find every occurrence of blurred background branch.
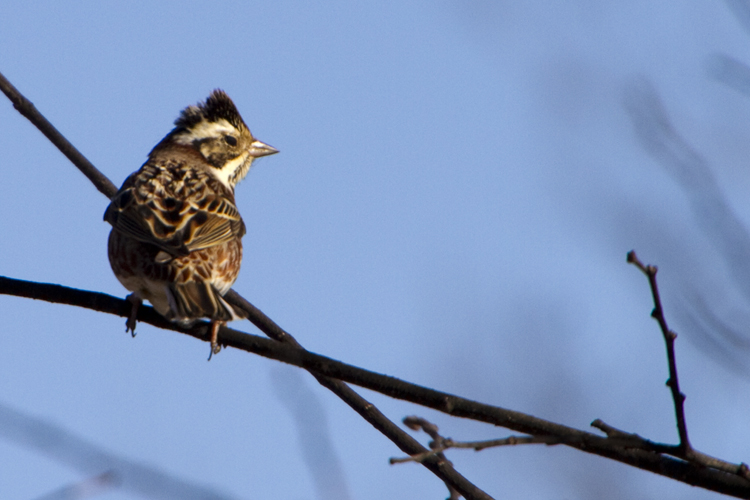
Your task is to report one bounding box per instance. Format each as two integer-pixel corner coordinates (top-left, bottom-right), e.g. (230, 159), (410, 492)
(0, 402), (237, 500)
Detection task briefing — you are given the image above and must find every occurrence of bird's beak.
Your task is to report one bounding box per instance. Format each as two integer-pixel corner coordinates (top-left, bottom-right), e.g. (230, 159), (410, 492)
(249, 139), (279, 158)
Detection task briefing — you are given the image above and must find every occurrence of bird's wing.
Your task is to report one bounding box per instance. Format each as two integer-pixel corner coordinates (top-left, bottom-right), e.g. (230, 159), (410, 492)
(104, 185), (245, 258)
(182, 195), (246, 251)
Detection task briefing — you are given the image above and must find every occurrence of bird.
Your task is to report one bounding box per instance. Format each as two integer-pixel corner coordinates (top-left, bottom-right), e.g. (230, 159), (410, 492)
(104, 90), (278, 359)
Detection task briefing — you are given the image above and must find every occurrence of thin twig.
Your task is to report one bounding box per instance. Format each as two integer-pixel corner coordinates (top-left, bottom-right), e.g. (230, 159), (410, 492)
(622, 252), (750, 481)
(2, 277), (750, 498)
(627, 250), (691, 453)
(389, 436), (551, 464)
(391, 416), (559, 464)
(394, 417), (460, 500)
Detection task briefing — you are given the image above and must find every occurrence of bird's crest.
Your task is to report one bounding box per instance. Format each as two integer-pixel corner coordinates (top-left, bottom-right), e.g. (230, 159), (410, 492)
(175, 90), (245, 130)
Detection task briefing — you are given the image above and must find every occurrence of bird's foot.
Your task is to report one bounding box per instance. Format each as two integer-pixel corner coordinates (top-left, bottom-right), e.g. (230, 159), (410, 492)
(125, 294), (142, 337)
(207, 321), (225, 361)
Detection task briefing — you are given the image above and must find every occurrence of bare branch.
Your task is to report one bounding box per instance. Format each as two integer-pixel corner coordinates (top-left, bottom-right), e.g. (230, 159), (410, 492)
(2, 276), (750, 498)
(391, 416), (559, 464)
(393, 417), (460, 500)
(592, 419), (750, 479)
(220, 294), (493, 500)
(222, 291), (493, 497)
(627, 250), (691, 452)
(0, 70), (117, 199)
(0, 285), (489, 500)
(621, 251), (750, 481)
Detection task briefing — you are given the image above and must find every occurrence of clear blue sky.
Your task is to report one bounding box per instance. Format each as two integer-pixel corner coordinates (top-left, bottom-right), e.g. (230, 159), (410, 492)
(2, 2), (750, 499)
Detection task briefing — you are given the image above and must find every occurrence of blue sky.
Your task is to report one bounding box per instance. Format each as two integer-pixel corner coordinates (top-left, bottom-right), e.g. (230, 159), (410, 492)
(2, 2), (750, 499)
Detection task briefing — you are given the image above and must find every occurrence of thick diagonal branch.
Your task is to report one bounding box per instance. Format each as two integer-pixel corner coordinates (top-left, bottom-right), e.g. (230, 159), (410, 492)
(0, 71), (117, 199)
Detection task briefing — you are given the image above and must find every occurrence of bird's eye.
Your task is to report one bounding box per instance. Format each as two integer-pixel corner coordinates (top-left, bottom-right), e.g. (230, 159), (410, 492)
(224, 135), (238, 146)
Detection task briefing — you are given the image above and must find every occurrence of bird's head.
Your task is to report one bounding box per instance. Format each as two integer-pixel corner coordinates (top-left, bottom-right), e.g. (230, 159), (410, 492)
(153, 89), (278, 189)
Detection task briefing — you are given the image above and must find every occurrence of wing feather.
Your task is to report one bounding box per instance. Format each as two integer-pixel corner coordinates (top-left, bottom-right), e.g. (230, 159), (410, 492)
(104, 162), (245, 259)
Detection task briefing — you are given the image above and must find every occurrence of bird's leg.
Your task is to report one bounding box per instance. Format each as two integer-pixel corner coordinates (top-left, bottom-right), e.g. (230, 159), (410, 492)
(125, 293), (142, 337)
(208, 320), (225, 361)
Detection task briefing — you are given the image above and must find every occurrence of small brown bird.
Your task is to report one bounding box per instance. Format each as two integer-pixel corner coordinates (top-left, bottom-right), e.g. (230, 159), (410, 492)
(104, 90), (277, 358)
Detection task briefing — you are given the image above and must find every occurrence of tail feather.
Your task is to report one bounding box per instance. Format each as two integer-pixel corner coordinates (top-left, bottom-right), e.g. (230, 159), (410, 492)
(166, 282), (244, 324)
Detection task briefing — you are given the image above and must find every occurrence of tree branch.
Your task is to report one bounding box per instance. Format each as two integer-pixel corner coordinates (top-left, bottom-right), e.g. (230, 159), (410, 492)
(627, 251), (691, 452)
(390, 416), (559, 465)
(392, 416), (462, 500)
(0, 71), (117, 199)
(3, 276), (750, 498)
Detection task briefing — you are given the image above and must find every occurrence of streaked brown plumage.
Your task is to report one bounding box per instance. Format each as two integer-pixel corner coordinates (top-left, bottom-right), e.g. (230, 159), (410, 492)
(105, 90), (277, 358)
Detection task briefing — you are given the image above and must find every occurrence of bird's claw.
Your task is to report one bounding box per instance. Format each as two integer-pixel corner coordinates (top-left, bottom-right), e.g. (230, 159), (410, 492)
(207, 321), (225, 361)
(125, 318), (137, 337)
(125, 294), (142, 337)
(208, 342), (221, 361)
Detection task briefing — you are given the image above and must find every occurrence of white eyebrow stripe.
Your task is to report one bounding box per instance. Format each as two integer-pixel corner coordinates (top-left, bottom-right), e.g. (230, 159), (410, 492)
(173, 118), (237, 145)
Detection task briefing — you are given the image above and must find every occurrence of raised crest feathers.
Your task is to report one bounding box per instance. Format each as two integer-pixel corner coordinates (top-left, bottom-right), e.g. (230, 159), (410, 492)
(174, 89), (245, 130)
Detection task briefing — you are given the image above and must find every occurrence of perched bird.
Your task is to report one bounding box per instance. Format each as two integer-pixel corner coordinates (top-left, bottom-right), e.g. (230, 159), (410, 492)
(104, 90), (277, 358)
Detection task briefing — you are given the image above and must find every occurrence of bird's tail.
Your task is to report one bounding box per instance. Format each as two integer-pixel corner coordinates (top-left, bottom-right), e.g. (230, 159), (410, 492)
(166, 281), (245, 326)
